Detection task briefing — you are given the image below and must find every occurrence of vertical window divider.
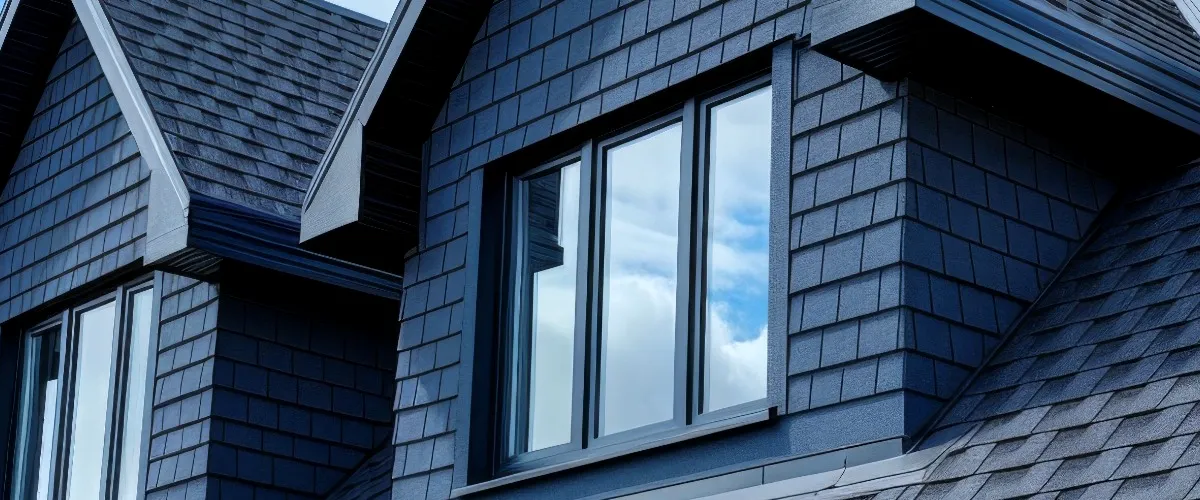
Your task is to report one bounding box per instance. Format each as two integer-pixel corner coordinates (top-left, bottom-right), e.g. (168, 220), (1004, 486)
(98, 289), (128, 499)
(691, 95), (712, 421)
(586, 138), (606, 444)
(677, 98), (699, 428)
(575, 141), (596, 453)
(511, 178), (531, 456)
(50, 308), (71, 499)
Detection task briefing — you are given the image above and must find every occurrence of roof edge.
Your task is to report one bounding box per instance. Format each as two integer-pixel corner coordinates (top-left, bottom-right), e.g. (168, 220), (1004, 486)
(1178, 0), (1200, 38)
(0, 0), (19, 49)
(72, 0), (192, 262)
(300, 0), (423, 226)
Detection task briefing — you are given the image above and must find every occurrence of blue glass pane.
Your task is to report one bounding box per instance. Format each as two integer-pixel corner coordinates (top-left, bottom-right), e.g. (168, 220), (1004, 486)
(117, 289), (154, 500)
(599, 123), (683, 436)
(704, 87), (772, 413)
(66, 302), (117, 500)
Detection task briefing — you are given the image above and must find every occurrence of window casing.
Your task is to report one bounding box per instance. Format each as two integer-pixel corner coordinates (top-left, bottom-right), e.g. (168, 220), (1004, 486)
(6, 279), (156, 500)
(497, 77), (774, 474)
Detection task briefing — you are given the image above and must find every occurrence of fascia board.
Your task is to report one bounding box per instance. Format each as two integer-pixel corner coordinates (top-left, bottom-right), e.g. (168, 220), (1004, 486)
(1178, 0), (1200, 39)
(0, 0), (19, 50)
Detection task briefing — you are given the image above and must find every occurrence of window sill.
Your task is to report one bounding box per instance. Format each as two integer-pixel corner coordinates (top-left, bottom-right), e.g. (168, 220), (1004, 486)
(450, 407), (774, 498)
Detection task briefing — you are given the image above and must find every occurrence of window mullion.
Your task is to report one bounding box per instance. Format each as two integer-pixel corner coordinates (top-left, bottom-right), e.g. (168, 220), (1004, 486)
(585, 139), (605, 445)
(574, 142), (595, 451)
(676, 99), (699, 427)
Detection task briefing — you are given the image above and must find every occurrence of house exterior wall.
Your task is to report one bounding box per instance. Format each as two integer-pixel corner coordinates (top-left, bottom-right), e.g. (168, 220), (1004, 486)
(0, 19), (149, 322)
(392, 0), (1126, 495)
(785, 49), (1116, 442)
(143, 269), (398, 499)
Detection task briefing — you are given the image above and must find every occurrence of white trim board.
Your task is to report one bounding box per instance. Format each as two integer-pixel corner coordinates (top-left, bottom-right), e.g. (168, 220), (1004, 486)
(0, 0), (20, 51)
(1179, 0), (1200, 38)
(72, 0), (191, 262)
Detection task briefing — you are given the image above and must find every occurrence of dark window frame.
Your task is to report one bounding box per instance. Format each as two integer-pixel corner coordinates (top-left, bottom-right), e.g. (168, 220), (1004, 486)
(494, 74), (775, 478)
(3, 276), (157, 500)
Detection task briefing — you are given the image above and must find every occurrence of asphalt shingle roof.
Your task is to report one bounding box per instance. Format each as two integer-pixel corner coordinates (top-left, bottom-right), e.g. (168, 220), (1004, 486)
(1045, 0), (1200, 72)
(100, 0), (385, 219)
(876, 160), (1200, 498)
(325, 446), (393, 500)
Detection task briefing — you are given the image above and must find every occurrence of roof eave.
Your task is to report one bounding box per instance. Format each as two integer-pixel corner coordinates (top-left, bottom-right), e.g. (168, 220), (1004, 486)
(813, 0), (1200, 137)
(0, 0), (20, 47)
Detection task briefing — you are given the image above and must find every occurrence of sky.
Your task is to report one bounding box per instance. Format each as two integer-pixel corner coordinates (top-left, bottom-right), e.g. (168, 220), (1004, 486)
(325, 0), (399, 21)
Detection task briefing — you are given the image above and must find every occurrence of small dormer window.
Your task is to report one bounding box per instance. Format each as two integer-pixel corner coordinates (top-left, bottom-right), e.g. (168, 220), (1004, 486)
(497, 78), (774, 472)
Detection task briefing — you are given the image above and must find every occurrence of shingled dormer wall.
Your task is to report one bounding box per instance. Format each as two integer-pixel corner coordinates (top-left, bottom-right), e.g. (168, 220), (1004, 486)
(143, 268), (398, 500)
(0, 18), (149, 323)
(786, 48), (1116, 455)
(388, 1), (1120, 498)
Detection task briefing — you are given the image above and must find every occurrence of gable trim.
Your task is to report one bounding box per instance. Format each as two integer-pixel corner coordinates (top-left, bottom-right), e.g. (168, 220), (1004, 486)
(71, 0), (191, 262)
(0, 0), (19, 47)
(1179, 0), (1200, 38)
(299, 0), (424, 241)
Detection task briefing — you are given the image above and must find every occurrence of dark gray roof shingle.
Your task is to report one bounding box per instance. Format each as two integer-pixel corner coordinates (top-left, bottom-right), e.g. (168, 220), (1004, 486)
(325, 445), (393, 500)
(883, 160), (1200, 498)
(100, 0), (384, 219)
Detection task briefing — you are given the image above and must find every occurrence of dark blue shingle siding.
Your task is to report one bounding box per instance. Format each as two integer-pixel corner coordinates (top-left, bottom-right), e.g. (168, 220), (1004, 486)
(0, 19), (148, 323)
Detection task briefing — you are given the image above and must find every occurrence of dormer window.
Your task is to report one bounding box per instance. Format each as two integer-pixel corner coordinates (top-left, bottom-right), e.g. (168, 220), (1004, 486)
(497, 78), (774, 472)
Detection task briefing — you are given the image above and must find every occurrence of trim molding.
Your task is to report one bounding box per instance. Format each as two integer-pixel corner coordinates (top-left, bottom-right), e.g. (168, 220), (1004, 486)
(188, 195), (404, 299)
(1178, 0), (1200, 39)
(303, 0), (421, 209)
(71, 0), (191, 264)
(0, 0), (19, 49)
(300, 0), (425, 240)
(951, 0), (1200, 131)
(812, 0), (1200, 135)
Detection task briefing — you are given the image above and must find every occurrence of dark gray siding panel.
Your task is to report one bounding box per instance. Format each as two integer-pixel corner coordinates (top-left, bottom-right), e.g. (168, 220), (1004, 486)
(0, 19), (148, 322)
(785, 46), (1116, 445)
(785, 48), (910, 416)
(893, 82), (1115, 410)
(145, 273), (218, 499)
(145, 270), (400, 500)
(424, 0), (808, 188)
(204, 270), (398, 498)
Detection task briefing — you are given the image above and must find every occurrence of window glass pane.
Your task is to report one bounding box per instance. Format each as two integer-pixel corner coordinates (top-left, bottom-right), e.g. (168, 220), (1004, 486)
(600, 123), (683, 436)
(11, 329), (60, 500)
(514, 163), (581, 453)
(116, 289), (154, 500)
(66, 302), (117, 500)
(704, 87), (772, 412)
